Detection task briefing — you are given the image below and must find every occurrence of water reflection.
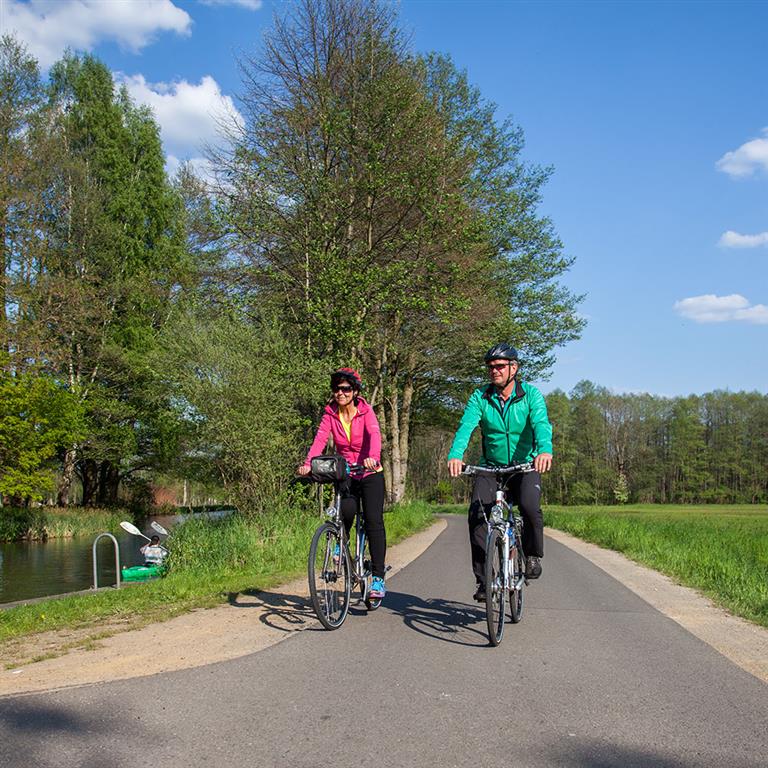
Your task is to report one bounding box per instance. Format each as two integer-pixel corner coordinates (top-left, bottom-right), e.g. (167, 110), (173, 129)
(0, 509), (233, 605)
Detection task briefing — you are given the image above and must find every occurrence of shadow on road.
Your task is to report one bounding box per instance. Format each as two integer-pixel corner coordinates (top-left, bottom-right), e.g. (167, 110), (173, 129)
(541, 737), (764, 768)
(0, 699), (155, 768)
(383, 590), (490, 647)
(227, 588), (322, 632)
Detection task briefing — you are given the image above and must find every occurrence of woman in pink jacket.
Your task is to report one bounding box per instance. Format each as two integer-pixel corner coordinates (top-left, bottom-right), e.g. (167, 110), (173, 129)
(297, 368), (387, 598)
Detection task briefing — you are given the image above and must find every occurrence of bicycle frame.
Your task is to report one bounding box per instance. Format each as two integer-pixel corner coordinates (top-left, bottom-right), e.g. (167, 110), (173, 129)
(486, 489), (525, 595)
(323, 474), (376, 595)
(462, 462), (534, 643)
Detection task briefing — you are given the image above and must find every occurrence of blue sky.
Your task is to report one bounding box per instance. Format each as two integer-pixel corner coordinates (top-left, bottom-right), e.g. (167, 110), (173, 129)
(3, 0), (767, 397)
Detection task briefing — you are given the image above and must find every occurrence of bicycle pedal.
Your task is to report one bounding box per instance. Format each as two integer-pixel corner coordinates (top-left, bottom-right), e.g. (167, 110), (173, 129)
(385, 565), (392, 572)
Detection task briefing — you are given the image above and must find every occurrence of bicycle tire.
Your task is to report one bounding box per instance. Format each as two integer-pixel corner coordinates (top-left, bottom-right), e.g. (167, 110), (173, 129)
(308, 522), (351, 630)
(508, 537), (525, 624)
(484, 528), (506, 646)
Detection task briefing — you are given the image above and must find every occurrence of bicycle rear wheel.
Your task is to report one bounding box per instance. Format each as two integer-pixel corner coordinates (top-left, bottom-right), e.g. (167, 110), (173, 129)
(484, 528), (506, 646)
(308, 522), (351, 630)
(508, 539), (525, 624)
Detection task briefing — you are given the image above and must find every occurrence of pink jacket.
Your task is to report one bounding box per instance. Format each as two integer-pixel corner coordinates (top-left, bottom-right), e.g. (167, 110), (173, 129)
(303, 397), (382, 472)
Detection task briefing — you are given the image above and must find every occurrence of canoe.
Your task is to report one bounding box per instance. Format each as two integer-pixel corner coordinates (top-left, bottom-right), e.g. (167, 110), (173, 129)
(121, 564), (164, 582)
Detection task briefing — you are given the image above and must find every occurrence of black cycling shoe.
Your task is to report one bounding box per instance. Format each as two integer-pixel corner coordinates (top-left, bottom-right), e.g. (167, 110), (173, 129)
(526, 556), (542, 579)
(473, 584), (486, 602)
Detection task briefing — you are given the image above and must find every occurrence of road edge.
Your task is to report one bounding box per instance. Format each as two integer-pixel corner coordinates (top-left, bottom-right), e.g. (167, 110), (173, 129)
(545, 526), (768, 684)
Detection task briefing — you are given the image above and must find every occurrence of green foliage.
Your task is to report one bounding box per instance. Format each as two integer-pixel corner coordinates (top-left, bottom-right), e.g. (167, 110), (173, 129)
(155, 304), (326, 511)
(0, 45), (191, 506)
(0, 365), (84, 502)
(613, 472), (629, 504)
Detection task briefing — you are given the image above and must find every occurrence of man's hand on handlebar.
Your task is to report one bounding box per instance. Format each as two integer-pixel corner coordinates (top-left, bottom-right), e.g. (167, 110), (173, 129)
(534, 453), (552, 473)
(447, 458), (463, 478)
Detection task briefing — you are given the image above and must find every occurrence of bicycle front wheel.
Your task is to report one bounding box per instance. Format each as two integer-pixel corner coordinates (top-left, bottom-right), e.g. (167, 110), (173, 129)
(484, 528), (506, 647)
(508, 540), (525, 624)
(308, 522), (351, 630)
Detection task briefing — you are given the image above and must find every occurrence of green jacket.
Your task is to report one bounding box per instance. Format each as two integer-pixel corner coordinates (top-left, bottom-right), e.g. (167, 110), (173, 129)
(447, 380), (553, 466)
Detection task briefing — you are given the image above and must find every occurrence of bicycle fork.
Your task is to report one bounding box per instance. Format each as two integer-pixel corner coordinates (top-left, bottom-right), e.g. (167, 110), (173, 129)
(490, 489), (524, 594)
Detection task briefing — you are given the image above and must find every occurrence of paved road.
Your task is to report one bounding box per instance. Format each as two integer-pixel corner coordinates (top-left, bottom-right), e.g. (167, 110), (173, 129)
(1, 516), (766, 768)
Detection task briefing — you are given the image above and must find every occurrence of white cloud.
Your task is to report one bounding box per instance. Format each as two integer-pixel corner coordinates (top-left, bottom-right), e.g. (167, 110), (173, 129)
(716, 128), (768, 178)
(200, 0), (263, 8)
(674, 294), (768, 325)
(117, 73), (243, 159)
(2, 0), (191, 69)
(718, 230), (768, 248)
(733, 304), (768, 324)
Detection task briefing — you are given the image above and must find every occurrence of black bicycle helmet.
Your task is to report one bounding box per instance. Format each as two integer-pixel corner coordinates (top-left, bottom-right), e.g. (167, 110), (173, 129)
(483, 343), (518, 363)
(330, 367), (363, 391)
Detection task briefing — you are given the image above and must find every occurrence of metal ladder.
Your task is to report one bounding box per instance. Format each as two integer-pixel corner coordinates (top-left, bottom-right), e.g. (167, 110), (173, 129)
(92, 532), (121, 589)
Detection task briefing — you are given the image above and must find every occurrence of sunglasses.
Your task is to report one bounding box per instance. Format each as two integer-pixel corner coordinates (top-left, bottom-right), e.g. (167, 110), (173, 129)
(487, 362), (512, 372)
(333, 385), (354, 393)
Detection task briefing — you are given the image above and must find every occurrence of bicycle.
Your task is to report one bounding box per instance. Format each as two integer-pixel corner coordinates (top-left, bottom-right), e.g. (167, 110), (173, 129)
(461, 462), (535, 646)
(305, 457), (384, 630)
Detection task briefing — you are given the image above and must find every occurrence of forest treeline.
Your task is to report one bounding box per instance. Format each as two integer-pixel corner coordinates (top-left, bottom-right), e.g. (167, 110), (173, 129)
(408, 383), (768, 505)
(4, 1), (756, 513)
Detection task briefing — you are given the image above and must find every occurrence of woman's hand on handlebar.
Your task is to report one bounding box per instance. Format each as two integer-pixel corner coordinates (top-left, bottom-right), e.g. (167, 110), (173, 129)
(363, 457), (380, 471)
(447, 459), (463, 478)
(297, 465), (311, 476)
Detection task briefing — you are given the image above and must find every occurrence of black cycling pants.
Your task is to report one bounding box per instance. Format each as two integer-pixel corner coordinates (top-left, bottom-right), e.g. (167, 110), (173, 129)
(339, 472), (387, 578)
(468, 470), (544, 584)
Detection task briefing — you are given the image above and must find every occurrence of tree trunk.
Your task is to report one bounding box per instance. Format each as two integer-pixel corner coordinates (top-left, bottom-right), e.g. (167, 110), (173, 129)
(387, 385), (402, 503)
(391, 372), (414, 503)
(57, 446), (78, 506)
(97, 460), (120, 506)
(79, 458), (99, 507)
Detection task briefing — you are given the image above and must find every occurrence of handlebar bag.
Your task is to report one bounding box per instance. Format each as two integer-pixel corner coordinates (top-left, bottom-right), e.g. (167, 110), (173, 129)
(310, 455), (350, 483)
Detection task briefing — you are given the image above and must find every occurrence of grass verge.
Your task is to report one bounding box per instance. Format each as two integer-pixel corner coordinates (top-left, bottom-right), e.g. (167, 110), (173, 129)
(0, 500), (435, 652)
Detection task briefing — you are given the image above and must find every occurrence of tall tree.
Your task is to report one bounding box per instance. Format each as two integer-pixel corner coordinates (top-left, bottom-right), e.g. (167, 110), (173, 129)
(19, 52), (189, 505)
(0, 35), (45, 361)
(217, 0), (583, 501)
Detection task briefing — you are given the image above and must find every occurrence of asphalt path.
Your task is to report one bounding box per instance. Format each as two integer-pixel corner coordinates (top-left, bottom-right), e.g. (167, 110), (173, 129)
(1, 515), (766, 768)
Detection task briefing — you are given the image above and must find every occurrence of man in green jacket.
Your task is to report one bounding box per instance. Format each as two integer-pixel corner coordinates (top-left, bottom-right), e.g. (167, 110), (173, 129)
(447, 343), (553, 600)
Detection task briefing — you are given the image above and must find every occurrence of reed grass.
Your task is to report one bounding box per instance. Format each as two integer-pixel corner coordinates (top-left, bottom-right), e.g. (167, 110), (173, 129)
(0, 507), (126, 542)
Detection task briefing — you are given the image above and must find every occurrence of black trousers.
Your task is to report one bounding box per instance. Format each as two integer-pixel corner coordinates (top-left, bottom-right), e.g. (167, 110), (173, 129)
(468, 470), (544, 584)
(339, 472), (387, 578)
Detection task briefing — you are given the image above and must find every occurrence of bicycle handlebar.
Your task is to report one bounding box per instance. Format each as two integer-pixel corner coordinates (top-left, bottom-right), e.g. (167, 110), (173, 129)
(460, 462), (534, 476)
(294, 462), (376, 484)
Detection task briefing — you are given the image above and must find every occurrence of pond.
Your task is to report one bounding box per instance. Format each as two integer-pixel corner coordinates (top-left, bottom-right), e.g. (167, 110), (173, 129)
(0, 510), (233, 605)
